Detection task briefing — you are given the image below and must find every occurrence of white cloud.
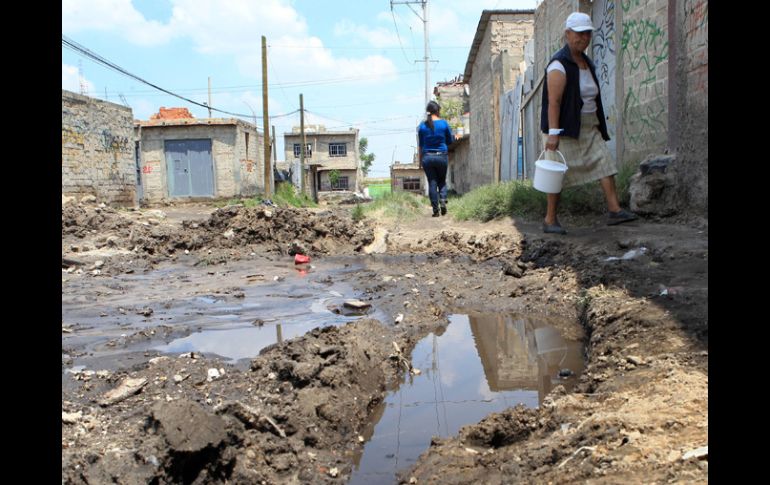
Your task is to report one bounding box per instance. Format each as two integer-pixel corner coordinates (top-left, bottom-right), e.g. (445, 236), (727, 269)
(62, 63), (95, 95)
(62, 0), (174, 46)
(62, 0), (399, 86)
(333, 19), (400, 48)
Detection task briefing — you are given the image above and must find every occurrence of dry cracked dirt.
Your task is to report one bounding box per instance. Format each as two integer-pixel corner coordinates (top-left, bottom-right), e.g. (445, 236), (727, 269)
(61, 200), (707, 484)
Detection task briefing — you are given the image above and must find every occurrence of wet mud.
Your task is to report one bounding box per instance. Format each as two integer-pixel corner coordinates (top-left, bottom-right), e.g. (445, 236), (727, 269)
(61, 201), (707, 484)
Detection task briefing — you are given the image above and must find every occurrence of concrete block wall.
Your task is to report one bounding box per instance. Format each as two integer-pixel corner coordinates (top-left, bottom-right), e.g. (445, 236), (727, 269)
(469, 14), (533, 192)
(620, 0), (670, 162)
(137, 123), (264, 202)
(448, 138), (472, 194)
(232, 123), (263, 196)
(62, 90), (137, 206)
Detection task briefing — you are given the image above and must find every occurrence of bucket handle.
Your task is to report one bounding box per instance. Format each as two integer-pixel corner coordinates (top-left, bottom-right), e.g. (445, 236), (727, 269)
(537, 150), (567, 167)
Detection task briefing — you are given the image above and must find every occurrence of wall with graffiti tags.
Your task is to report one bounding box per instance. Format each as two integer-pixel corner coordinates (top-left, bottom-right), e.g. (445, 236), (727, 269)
(621, 0), (670, 161)
(62, 90), (137, 206)
(529, 0), (707, 214)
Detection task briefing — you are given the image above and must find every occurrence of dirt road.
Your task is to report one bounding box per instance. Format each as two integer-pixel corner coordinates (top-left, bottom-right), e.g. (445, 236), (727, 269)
(61, 201), (707, 484)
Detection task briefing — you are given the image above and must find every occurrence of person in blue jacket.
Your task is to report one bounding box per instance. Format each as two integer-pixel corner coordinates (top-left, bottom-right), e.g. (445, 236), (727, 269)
(417, 101), (455, 217)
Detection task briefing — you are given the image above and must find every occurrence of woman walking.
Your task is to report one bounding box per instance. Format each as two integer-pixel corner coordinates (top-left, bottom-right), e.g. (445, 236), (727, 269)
(540, 12), (637, 234)
(417, 101), (455, 217)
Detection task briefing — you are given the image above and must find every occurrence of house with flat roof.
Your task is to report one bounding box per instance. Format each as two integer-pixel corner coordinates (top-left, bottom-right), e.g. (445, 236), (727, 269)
(134, 108), (265, 202)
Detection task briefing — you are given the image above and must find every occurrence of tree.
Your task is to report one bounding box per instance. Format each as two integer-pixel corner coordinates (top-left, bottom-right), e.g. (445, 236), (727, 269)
(328, 169), (340, 189)
(440, 99), (464, 130)
(359, 137), (375, 176)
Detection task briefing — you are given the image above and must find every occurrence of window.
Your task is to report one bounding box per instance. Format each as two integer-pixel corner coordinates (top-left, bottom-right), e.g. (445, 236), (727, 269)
(331, 176), (349, 190)
(329, 142), (347, 157)
(293, 143), (312, 158)
(403, 177), (421, 191)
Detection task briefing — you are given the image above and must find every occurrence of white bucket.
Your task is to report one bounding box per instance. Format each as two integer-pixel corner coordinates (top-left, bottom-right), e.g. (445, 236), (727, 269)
(533, 150), (568, 193)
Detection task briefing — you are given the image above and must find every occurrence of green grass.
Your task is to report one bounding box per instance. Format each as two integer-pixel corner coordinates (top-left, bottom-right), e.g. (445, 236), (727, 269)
(212, 183), (317, 209)
(272, 182), (317, 208)
(450, 162), (637, 222)
(367, 183), (392, 199)
(358, 190), (426, 221)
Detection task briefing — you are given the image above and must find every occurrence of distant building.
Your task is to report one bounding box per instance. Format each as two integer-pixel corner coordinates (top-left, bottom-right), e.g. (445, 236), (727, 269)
(390, 161), (426, 195)
(135, 107), (264, 202)
(283, 125), (362, 196)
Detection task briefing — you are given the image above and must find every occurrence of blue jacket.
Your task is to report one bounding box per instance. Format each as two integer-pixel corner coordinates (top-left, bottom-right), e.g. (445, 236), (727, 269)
(540, 44), (610, 141)
(418, 119), (453, 152)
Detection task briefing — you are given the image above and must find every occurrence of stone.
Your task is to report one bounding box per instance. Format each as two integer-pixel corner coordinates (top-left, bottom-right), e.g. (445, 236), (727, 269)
(629, 154), (678, 216)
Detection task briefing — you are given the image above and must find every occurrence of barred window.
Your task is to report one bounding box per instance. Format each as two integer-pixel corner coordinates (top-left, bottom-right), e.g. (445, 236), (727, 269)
(329, 143), (347, 157)
(332, 176), (349, 190)
(403, 177), (421, 191)
(293, 143), (312, 158)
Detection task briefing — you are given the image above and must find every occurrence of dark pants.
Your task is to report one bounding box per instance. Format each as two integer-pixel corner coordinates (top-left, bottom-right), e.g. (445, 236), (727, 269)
(422, 152), (448, 211)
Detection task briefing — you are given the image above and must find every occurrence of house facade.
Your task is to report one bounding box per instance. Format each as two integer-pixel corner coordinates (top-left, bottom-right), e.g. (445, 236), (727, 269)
(390, 162), (426, 195)
(283, 125), (362, 194)
(135, 109), (264, 202)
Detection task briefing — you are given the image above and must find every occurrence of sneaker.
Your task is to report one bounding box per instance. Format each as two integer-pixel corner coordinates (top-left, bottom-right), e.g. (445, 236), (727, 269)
(607, 209), (638, 226)
(542, 220), (567, 235)
(432, 210), (440, 218)
(440, 201), (447, 216)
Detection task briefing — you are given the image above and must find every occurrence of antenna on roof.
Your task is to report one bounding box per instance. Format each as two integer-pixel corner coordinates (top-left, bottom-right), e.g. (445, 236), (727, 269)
(78, 60), (88, 96)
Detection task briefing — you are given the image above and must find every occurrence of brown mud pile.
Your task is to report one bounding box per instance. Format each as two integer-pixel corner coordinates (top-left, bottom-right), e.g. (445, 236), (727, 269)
(62, 203), (374, 259)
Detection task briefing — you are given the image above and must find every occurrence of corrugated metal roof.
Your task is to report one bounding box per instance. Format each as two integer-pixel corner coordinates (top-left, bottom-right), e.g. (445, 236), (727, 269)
(463, 9), (535, 82)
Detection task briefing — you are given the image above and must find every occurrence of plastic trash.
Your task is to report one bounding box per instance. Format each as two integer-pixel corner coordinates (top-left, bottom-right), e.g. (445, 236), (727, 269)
(294, 254), (311, 264)
(604, 247), (647, 261)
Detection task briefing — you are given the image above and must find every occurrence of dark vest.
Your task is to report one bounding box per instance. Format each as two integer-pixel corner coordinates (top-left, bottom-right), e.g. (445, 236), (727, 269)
(540, 45), (610, 141)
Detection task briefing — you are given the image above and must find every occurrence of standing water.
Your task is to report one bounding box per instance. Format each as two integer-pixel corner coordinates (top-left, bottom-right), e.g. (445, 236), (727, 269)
(349, 312), (584, 484)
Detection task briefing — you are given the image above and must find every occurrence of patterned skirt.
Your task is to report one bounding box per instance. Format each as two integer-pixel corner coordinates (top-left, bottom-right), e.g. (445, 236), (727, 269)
(543, 112), (617, 188)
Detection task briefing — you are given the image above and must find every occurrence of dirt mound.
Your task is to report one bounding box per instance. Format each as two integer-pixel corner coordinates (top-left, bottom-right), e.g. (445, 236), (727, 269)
(62, 205), (374, 258)
(395, 230), (521, 261)
(62, 204), (133, 238)
(195, 205), (374, 254)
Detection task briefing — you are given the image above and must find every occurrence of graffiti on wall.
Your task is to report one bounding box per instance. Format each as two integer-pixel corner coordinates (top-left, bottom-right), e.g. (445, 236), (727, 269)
(683, 0), (708, 97)
(621, 13), (669, 150)
(592, 0), (617, 156)
(101, 130), (132, 153)
(62, 127), (85, 147)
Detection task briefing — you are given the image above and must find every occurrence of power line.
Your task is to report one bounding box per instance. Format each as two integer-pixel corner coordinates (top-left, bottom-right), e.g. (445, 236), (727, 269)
(391, 6), (413, 63)
(63, 35), (266, 129)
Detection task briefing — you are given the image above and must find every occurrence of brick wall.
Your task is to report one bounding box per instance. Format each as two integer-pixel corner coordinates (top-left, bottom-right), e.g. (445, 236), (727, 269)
(61, 90), (137, 206)
(468, 13), (534, 192)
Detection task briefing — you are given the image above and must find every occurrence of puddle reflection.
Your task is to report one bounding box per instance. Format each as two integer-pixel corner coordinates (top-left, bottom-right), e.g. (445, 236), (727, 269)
(349, 312), (584, 485)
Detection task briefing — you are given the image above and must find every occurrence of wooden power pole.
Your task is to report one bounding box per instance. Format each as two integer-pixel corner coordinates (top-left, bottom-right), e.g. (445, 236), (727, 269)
(261, 36), (272, 197)
(300, 93), (305, 194)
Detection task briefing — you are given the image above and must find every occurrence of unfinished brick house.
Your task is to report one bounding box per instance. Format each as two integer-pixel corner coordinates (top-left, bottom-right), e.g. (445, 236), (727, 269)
(134, 108), (265, 202)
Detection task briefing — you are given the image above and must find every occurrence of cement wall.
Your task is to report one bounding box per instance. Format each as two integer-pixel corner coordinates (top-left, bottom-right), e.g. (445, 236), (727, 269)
(468, 13), (534, 192)
(317, 169), (357, 192)
(136, 122), (263, 202)
(61, 90), (137, 206)
(448, 137), (472, 194)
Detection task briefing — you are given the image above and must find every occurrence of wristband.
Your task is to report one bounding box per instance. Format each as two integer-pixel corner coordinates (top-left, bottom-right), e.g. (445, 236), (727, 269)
(548, 128), (563, 135)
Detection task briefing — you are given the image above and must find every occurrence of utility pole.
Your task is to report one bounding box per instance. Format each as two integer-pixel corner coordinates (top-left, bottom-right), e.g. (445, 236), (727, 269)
(261, 35), (272, 197)
(299, 93), (305, 194)
(207, 77), (212, 118)
(391, 0), (435, 108)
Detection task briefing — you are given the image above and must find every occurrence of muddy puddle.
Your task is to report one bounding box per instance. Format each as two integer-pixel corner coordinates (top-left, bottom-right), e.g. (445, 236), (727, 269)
(349, 312), (584, 484)
(62, 256), (386, 378)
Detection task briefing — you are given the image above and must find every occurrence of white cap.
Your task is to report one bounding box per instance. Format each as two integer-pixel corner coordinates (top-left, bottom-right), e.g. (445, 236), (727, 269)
(565, 12), (594, 32)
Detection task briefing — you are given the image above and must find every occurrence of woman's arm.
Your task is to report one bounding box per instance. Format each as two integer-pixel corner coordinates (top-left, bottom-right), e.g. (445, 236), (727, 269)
(546, 69), (566, 151)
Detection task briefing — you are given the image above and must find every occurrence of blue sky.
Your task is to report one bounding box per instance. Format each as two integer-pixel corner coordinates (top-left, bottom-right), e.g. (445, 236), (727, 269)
(62, 0), (537, 178)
